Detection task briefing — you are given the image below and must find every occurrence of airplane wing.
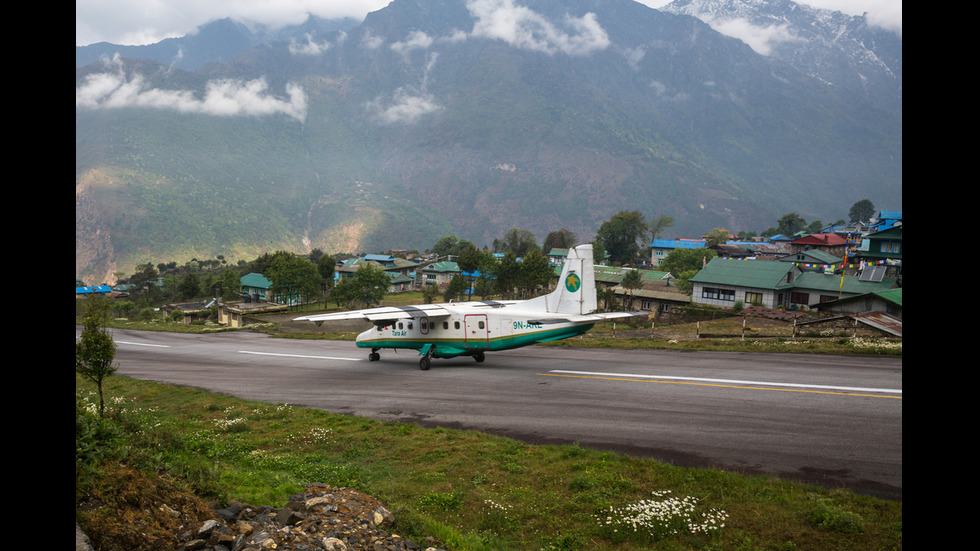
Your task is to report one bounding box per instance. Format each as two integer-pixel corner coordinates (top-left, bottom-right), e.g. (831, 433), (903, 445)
(294, 304), (454, 326)
(527, 311), (649, 325)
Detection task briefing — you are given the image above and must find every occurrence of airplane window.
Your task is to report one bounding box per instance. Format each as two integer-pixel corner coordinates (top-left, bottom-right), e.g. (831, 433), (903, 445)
(408, 323), (414, 330)
(421, 319), (428, 331)
(454, 321), (460, 329)
(479, 321), (485, 329)
(443, 321), (449, 329)
(398, 323), (403, 330)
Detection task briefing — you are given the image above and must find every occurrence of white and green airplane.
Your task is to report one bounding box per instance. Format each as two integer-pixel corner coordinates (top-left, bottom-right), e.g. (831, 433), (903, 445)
(294, 244), (646, 370)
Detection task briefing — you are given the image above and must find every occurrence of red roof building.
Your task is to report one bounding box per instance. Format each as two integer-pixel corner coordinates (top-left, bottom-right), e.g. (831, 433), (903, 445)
(788, 233), (850, 259)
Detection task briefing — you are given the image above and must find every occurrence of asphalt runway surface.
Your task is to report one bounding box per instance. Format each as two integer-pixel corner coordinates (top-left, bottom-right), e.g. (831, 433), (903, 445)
(90, 328), (903, 501)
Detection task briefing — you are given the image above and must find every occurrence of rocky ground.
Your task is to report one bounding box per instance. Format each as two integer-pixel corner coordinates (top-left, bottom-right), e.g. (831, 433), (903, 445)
(76, 482), (445, 551)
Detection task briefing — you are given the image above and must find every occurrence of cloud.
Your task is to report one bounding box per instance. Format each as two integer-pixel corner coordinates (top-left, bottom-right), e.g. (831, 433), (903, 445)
(364, 87), (442, 125)
(76, 0), (392, 46)
(390, 30), (434, 56)
(466, 0), (610, 56)
(289, 31), (346, 56)
(704, 17), (805, 56)
(360, 30), (384, 49)
(75, 55), (308, 122)
(356, 0), (613, 126)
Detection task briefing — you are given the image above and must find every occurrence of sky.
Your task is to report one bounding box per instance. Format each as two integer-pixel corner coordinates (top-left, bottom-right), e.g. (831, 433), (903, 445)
(76, 0), (902, 47)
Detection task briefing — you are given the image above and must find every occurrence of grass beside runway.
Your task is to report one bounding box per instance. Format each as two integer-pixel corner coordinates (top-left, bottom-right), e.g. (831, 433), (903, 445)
(77, 374), (902, 551)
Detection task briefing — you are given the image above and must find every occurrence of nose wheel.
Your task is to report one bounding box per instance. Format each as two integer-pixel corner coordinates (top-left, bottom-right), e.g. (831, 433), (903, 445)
(369, 349), (380, 361)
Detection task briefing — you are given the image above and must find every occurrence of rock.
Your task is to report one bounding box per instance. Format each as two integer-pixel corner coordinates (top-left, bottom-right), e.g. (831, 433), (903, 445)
(76, 482), (445, 551)
(75, 523), (95, 551)
(170, 484), (438, 551)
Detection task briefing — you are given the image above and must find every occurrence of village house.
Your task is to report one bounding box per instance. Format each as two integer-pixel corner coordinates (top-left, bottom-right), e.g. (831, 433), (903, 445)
(816, 288), (902, 319)
(649, 238), (706, 267)
(788, 232), (850, 258)
(335, 254), (422, 292)
(851, 224), (902, 280)
(546, 248), (568, 266)
(777, 248), (843, 273)
(689, 257), (897, 311)
(217, 300), (289, 328)
(593, 265), (689, 314)
(240, 273), (273, 303)
(420, 260), (460, 287)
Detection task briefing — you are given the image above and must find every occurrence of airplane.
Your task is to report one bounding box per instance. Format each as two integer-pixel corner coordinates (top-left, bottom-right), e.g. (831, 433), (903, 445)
(293, 244), (647, 370)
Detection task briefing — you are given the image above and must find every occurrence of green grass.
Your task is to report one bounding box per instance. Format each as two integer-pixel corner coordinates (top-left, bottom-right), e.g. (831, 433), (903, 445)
(76, 374), (902, 551)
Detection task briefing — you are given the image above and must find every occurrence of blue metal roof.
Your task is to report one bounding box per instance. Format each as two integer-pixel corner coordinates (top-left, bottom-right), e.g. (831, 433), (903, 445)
(650, 239), (706, 249)
(75, 285), (112, 294)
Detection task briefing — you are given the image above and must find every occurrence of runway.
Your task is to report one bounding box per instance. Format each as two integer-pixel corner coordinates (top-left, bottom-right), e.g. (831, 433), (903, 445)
(94, 328), (902, 500)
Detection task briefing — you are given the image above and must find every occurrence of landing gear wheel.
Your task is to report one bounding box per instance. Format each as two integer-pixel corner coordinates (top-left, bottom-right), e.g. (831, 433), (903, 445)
(419, 356), (431, 370)
(473, 351), (485, 363)
(369, 351), (380, 361)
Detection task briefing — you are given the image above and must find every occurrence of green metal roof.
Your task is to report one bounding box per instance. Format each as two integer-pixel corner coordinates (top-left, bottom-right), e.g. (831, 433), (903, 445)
(594, 265), (671, 285)
(423, 261), (459, 273)
(793, 271), (896, 294)
(873, 287), (902, 306)
(240, 272), (272, 288)
(688, 258), (796, 289)
(822, 287), (902, 308)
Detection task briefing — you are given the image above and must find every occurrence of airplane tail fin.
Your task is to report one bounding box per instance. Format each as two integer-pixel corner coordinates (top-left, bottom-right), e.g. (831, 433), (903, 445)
(525, 244), (597, 315)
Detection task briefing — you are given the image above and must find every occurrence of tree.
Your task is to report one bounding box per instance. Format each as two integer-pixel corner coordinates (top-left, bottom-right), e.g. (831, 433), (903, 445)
(129, 262), (160, 300)
(76, 297), (118, 418)
(660, 247), (716, 275)
(492, 252), (521, 299)
(421, 283), (440, 303)
(317, 255), (336, 307)
(430, 235), (460, 256)
(598, 285), (618, 311)
(264, 253), (323, 306)
(177, 272), (201, 300)
(471, 248), (499, 300)
(443, 274), (468, 302)
(500, 227), (539, 257)
(591, 240), (606, 265)
(456, 246), (499, 300)
(250, 250), (295, 276)
(647, 215), (674, 241)
(219, 268), (242, 302)
(848, 199), (876, 224)
(620, 269), (643, 309)
(309, 248), (325, 265)
(516, 248), (554, 298)
(331, 263), (388, 309)
(704, 228), (731, 248)
(543, 228), (577, 253)
(775, 213), (808, 236)
(430, 235), (474, 257)
(596, 211), (650, 264)
(456, 244), (483, 300)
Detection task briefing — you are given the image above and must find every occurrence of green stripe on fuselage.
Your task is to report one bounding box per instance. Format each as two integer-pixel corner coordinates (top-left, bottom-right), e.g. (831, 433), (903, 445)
(355, 323), (594, 358)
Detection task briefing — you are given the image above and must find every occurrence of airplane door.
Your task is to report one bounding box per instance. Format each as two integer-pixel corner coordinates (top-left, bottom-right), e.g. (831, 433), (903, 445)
(464, 314), (489, 349)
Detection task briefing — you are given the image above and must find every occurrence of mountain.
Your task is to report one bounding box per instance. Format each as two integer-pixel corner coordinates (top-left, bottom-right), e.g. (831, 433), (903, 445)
(75, 16), (363, 71)
(660, 0), (902, 111)
(75, 0), (901, 284)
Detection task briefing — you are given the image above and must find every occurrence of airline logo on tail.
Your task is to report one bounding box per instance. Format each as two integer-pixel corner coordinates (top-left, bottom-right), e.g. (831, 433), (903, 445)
(564, 273), (581, 293)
